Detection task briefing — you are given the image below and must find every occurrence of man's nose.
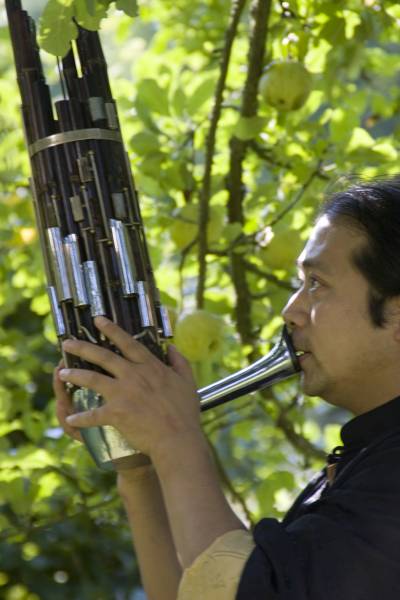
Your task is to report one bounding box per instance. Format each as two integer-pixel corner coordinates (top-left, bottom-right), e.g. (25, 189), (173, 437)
(282, 288), (309, 329)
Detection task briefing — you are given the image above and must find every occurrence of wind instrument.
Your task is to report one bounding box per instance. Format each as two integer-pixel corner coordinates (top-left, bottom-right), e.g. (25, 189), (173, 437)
(6, 0), (300, 470)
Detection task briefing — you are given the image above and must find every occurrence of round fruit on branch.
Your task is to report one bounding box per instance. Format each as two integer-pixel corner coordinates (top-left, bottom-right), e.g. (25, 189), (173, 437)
(259, 60), (312, 112)
(174, 310), (226, 362)
(256, 221), (304, 271)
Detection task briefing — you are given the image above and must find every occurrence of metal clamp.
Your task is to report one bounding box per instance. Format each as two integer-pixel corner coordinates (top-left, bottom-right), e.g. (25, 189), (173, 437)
(28, 128), (122, 157)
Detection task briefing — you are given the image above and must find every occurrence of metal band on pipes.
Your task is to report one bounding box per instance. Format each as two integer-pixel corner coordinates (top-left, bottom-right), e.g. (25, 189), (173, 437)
(64, 234), (89, 307)
(48, 286), (66, 336)
(47, 227), (72, 301)
(110, 219), (137, 296)
(28, 128), (122, 157)
(137, 281), (154, 327)
(83, 261), (106, 316)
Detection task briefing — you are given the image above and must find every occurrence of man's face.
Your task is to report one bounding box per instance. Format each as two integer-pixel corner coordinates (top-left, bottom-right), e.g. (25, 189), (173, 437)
(282, 215), (400, 414)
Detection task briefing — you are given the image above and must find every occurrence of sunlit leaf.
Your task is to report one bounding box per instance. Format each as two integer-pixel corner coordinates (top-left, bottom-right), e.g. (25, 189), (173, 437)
(116, 0), (138, 17)
(38, 0), (78, 57)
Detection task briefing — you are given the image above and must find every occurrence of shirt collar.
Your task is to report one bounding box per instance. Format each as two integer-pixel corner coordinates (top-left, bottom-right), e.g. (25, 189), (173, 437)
(341, 395), (400, 449)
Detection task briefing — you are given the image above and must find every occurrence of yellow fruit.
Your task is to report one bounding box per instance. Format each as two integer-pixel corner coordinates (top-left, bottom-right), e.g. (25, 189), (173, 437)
(259, 61), (312, 112)
(19, 227), (37, 244)
(174, 310), (225, 362)
(170, 204), (224, 250)
(258, 222), (304, 270)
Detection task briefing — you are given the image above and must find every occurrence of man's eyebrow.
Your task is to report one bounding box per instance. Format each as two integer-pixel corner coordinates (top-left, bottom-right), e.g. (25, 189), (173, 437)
(296, 258), (332, 274)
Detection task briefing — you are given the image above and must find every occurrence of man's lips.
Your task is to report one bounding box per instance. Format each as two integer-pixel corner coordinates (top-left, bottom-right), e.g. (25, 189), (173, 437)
(293, 343), (312, 365)
(291, 336), (312, 365)
(297, 352), (311, 364)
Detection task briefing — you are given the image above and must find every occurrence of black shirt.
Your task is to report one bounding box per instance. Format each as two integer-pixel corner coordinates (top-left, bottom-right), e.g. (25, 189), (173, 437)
(236, 396), (400, 600)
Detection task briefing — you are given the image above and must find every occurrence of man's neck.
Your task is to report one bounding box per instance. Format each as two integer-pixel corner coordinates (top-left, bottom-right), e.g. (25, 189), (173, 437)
(325, 382), (400, 416)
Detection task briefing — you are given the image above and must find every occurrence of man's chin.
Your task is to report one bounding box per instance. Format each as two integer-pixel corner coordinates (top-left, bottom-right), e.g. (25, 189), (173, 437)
(300, 372), (325, 398)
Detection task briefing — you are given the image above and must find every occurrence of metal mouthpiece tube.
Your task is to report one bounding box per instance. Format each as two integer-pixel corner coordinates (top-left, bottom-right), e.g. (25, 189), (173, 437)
(198, 326), (300, 411)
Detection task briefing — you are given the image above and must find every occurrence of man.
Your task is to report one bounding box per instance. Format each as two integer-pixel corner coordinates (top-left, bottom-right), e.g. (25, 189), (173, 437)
(54, 177), (400, 599)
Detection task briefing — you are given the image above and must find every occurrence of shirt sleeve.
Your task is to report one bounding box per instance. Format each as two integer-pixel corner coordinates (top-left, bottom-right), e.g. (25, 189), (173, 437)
(236, 440), (400, 600)
(177, 529), (255, 600)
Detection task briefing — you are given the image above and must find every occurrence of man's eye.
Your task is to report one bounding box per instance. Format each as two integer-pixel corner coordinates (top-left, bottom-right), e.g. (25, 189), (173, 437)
(293, 274), (323, 292)
(308, 276), (321, 291)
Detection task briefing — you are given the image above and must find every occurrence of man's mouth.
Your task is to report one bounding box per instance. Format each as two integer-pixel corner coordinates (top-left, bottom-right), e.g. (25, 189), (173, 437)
(295, 350), (312, 363)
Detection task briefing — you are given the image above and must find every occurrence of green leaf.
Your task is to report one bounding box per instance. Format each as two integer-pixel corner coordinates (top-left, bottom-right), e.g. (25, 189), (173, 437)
(256, 471), (295, 515)
(223, 222), (243, 244)
(130, 131), (160, 154)
(116, 0), (138, 17)
(136, 79), (170, 116)
(346, 127), (374, 152)
(75, 0), (110, 30)
(38, 0), (78, 57)
(234, 116), (268, 141)
(324, 424), (342, 451)
(187, 77), (216, 115)
(170, 86), (187, 116)
(85, 0), (97, 16)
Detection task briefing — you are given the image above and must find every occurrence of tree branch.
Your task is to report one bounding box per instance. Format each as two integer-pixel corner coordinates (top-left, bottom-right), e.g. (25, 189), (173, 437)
(196, 0), (248, 308)
(226, 0), (272, 353)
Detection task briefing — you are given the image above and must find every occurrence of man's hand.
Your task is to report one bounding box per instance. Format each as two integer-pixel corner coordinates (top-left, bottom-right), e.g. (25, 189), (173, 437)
(58, 316), (201, 460)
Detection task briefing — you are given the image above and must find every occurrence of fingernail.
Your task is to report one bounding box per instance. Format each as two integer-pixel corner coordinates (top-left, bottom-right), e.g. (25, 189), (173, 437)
(59, 369), (71, 380)
(94, 316), (109, 327)
(65, 415), (77, 424)
(62, 339), (74, 349)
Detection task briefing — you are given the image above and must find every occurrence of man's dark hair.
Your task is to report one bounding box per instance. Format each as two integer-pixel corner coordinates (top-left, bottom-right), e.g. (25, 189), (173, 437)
(318, 176), (400, 327)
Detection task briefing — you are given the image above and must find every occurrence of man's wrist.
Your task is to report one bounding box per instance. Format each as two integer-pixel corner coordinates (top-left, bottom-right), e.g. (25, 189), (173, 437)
(151, 428), (209, 475)
(117, 463), (156, 493)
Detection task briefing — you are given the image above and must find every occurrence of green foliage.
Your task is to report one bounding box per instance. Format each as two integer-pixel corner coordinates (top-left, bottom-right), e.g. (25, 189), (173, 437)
(38, 0), (138, 56)
(2, 0), (400, 596)
(38, 0), (78, 56)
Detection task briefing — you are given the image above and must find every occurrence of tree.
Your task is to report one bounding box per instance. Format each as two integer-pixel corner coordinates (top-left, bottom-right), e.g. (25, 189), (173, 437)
(1, 0), (400, 597)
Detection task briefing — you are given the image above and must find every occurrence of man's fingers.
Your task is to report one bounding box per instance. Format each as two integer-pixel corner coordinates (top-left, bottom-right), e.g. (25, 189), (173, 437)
(58, 367), (114, 399)
(61, 338), (126, 378)
(94, 316), (154, 364)
(61, 318), (155, 375)
(66, 406), (108, 429)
